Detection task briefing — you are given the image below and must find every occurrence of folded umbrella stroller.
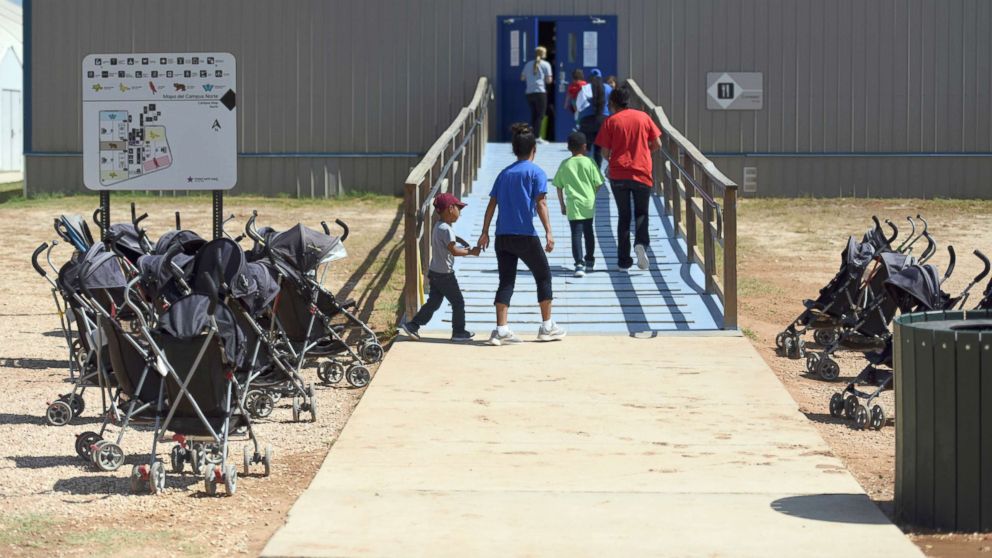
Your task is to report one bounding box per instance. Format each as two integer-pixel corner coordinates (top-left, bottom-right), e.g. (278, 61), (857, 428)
(248, 213), (382, 388)
(828, 249), (989, 430)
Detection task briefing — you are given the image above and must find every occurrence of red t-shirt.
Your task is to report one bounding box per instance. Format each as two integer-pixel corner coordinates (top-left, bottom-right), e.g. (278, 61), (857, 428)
(595, 108), (662, 186)
(567, 80), (587, 99)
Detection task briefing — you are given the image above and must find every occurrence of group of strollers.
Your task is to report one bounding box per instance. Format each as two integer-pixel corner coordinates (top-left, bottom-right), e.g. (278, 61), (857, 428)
(32, 205), (381, 496)
(776, 215), (992, 430)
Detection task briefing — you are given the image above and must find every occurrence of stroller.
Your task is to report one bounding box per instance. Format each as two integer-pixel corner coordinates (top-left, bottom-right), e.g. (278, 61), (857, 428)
(122, 245), (272, 496)
(247, 212), (382, 388)
(828, 249), (990, 430)
(32, 240), (117, 426)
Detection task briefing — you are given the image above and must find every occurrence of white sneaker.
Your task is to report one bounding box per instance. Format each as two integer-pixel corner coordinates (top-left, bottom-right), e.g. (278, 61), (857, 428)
(574, 264), (585, 278)
(634, 244), (649, 270)
(488, 329), (523, 346)
(537, 322), (567, 342)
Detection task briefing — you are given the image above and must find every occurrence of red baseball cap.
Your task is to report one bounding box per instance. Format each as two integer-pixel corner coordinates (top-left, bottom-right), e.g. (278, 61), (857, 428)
(434, 193), (467, 212)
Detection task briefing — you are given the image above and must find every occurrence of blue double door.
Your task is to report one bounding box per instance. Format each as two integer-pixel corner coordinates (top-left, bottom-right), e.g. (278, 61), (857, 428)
(497, 16), (617, 142)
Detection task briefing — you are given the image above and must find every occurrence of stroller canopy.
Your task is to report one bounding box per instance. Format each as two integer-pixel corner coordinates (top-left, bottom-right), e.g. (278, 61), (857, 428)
(885, 263), (949, 313)
(78, 243), (128, 293)
(268, 224), (347, 274)
(247, 226), (279, 262)
(844, 236), (877, 271)
(154, 229), (206, 256)
(158, 293), (245, 368)
(241, 261), (280, 316)
(137, 252), (194, 303)
(107, 223), (146, 264)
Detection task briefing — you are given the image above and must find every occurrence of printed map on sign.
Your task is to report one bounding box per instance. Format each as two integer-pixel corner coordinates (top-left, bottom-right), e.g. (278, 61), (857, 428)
(82, 53), (237, 191)
(98, 106), (172, 186)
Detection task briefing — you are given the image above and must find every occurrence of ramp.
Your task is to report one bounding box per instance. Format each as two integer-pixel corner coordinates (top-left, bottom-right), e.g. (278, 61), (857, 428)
(419, 142), (724, 335)
(263, 336), (922, 557)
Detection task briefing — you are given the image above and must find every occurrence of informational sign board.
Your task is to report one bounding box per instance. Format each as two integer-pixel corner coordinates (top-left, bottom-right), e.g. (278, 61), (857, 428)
(706, 72), (763, 110)
(82, 52), (237, 190)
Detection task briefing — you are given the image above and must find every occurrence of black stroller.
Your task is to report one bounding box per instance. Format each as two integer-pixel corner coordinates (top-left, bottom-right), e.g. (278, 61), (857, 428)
(828, 249), (990, 430)
(247, 213), (382, 388)
(122, 247), (272, 496)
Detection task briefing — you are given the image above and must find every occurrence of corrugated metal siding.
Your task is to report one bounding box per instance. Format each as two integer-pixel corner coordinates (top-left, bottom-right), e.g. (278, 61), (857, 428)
(27, 0), (992, 197)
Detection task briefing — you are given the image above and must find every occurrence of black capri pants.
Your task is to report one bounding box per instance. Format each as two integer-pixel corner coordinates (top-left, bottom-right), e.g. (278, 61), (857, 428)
(494, 235), (553, 306)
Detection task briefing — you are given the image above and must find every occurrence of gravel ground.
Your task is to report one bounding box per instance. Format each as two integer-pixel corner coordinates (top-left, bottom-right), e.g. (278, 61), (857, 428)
(0, 194), (404, 556)
(738, 198), (992, 558)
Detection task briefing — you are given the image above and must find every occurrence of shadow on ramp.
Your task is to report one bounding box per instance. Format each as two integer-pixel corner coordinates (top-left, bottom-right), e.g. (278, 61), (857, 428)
(770, 494), (890, 524)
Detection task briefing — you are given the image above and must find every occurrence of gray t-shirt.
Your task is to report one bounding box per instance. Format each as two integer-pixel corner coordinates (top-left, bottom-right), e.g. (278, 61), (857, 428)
(522, 60), (553, 94)
(429, 221), (456, 274)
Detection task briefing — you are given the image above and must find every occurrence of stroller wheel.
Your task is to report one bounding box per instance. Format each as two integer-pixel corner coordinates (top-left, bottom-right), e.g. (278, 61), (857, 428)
(75, 431), (102, 461)
(814, 328), (840, 347)
(251, 393), (275, 419)
(346, 365), (371, 388)
(292, 397), (301, 422)
(94, 441), (125, 472)
(828, 393), (844, 418)
(854, 405), (869, 430)
(263, 444), (273, 477)
(805, 353), (821, 374)
(816, 357), (841, 381)
(775, 332), (787, 350)
(45, 400), (73, 426)
(361, 341), (385, 364)
(170, 445), (186, 474)
(190, 444), (206, 476)
(128, 464), (144, 494)
(869, 405), (886, 430)
(59, 393), (86, 417)
(843, 395), (859, 419)
(317, 361), (345, 385)
(224, 464), (238, 496)
(205, 466), (220, 496)
(148, 460), (166, 494)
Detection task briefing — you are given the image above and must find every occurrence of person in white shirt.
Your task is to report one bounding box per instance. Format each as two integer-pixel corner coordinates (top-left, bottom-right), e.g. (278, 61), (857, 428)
(521, 46), (553, 142)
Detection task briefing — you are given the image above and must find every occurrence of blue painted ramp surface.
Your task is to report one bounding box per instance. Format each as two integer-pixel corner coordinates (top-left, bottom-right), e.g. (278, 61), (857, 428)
(421, 142), (724, 334)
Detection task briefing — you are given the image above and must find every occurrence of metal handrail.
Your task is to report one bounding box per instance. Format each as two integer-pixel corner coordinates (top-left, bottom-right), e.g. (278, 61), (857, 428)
(403, 77), (493, 319)
(626, 79), (739, 329)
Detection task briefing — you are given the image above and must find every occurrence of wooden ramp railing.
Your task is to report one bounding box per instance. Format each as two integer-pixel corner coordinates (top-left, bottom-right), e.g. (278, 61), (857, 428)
(403, 77), (493, 319)
(626, 79), (739, 329)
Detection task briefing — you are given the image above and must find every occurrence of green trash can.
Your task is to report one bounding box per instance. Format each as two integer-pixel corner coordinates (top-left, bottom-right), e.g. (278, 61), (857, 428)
(894, 309), (992, 532)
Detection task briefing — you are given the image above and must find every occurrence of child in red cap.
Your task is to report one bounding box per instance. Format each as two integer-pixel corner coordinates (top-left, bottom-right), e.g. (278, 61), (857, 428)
(401, 193), (481, 342)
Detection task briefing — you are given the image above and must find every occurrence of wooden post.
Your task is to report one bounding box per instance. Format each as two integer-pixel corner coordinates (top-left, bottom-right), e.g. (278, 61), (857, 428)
(403, 181), (420, 318)
(701, 174), (716, 294)
(682, 152), (697, 264)
(723, 185), (738, 329)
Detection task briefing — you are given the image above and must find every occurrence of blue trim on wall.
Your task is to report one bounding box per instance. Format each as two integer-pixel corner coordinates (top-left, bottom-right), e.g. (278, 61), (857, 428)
(705, 151), (992, 158)
(22, 0), (30, 155)
(26, 151), (422, 158)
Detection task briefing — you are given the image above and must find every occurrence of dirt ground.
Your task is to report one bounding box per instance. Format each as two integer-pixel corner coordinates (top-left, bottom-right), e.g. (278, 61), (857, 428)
(0, 193), (404, 556)
(737, 197), (992, 557)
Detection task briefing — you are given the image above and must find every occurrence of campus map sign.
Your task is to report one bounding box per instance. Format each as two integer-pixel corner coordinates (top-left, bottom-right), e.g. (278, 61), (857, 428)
(82, 53), (237, 190)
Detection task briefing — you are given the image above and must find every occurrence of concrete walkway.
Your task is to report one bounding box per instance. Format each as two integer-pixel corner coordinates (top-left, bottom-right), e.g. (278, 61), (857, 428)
(263, 336), (922, 557)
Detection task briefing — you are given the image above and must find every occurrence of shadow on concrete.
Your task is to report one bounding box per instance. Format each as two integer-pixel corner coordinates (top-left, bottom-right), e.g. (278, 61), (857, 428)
(336, 205), (405, 333)
(0, 357), (69, 370)
(770, 494), (891, 524)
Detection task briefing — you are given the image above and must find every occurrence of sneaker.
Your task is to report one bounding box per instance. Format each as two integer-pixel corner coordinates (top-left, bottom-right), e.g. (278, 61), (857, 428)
(451, 330), (475, 342)
(400, 321), (421, 341)
(537, 322), (567, 342)
(634, 244), (649, 270)
(574, 264), (585, 278)
(584, 260), (595, 272)
(488, 329), (523, 346)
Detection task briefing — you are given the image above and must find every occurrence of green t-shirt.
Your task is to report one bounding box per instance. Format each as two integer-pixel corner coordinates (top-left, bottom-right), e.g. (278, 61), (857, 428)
(552, 155), (604, 220)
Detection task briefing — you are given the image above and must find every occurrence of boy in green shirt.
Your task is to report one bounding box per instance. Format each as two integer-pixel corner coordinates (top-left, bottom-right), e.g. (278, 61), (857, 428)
(553, 131), (605, 277)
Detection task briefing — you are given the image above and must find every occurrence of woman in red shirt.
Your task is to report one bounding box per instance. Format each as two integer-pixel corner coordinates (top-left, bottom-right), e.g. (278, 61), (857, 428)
(595, 86), (662, 271)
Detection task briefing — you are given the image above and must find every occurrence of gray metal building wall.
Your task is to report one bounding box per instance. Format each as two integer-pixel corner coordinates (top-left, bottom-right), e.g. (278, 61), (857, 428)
(26, 0), (992, 197)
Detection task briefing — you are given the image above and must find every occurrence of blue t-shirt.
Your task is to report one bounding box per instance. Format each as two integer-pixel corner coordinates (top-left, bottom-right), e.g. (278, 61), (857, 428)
(490, 160), (548, 236)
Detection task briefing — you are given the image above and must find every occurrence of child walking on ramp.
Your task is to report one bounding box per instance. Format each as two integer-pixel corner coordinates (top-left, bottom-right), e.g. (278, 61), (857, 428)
(553, 131), (604, 278)
(401, 193), (480, 342)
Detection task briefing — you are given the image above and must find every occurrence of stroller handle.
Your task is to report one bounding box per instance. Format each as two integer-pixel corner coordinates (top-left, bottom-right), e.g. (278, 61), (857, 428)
(130, 202), (149, 227)
(92, 208), (103, 229)
(974, 250), (991, 284)
(920, 232), (936, 263)
(175, 211), (182, 230)
(32, 242), (48, 277)
(335, 219), (349, 242)
(871, 215), (882, 234)
(942, 245), (956, 284)
(885, 220), (898, 246)
(245, 210), (263, 243)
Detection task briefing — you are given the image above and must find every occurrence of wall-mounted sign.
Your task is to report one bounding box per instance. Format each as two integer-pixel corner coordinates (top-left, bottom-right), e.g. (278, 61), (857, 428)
(82, 52), (237, 190)
(706, 72), (762, 110)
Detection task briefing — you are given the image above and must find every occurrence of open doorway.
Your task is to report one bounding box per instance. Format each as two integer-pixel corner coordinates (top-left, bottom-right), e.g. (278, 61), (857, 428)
(497, 16), (618, 142)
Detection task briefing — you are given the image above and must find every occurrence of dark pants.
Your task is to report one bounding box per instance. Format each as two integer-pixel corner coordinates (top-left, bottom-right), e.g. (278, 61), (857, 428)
(495, 235), (553, 306)
(411, 271), (466, 333)
(579, 115), (605, 167)
(569, 218), (595, 267)
(611, 180), (652, 269)
(526, 92), (548, 138)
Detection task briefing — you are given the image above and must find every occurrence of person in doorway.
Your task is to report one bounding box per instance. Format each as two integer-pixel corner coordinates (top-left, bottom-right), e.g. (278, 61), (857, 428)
(564, 68), (586, 117)
(595, 86), (662, 271)
(401, 193), (481, 342)
(553, 131), (604, 278)
(478, 123), (566, 345)
(521, 46), (553, 143)
(574, 69), (612, 167)
(605, 75), (618, 89)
